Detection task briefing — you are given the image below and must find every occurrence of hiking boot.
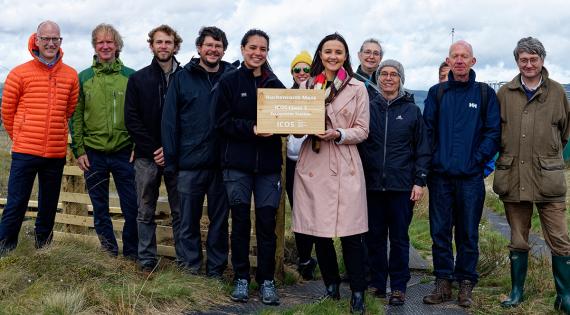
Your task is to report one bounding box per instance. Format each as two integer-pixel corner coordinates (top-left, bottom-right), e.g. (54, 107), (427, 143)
(230, 279), (249, 303)
(423, 278), (452, 304)
(458, 280), (474, 308)
(350, 291), (365, 314)
(297, 257), (317, 280)
(260, 280), (280, 305)
(323, 283), (340, 300)
(389, 290), (406, 306)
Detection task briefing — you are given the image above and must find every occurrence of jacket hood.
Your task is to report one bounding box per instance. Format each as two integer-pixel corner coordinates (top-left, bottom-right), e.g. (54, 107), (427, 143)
(184, 57), (235, 74)
(375, 90), (415, 107)
(28, 33), (63, 66)
(91, 55), (124, 74)
(448, 68), (476, 87)
(151, 55), (180, 71)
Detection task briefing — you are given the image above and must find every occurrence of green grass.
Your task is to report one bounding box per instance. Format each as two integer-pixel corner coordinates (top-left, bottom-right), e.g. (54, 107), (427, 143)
(0, 222), (229, 314)
(260, 293), (384, 315)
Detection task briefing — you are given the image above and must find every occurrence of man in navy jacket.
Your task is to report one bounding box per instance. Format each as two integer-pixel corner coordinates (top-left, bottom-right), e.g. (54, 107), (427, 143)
(161, 26), (235, 278)
(422, 40), (500, 307)
(125, 24), (182, 272)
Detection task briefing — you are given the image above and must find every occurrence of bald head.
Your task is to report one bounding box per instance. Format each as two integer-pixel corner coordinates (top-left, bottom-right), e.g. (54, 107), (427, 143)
(35, 20), (62, 63)
(446, 40), (476, 82)
(37, 21), (60, 36)
(449, 40), (473, 57)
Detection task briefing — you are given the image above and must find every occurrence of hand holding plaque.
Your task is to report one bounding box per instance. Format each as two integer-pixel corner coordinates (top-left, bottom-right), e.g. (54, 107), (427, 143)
(256, 89), (325, 134)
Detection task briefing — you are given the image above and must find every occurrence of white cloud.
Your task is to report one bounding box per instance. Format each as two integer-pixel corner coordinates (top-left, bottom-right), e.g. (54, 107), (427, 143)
(1, 0), (569, 90)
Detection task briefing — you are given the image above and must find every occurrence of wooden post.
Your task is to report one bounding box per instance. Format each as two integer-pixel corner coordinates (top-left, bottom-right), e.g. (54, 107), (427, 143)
(60, 145), (88, 233)
(274, 138), (287, 280)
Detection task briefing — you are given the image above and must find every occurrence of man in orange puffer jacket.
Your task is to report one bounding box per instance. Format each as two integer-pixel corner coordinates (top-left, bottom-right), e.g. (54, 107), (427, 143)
(0, 20), (79, 254)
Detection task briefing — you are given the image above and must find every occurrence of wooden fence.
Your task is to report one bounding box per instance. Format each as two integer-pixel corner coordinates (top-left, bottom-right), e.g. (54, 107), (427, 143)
(0, 146), (287, 278)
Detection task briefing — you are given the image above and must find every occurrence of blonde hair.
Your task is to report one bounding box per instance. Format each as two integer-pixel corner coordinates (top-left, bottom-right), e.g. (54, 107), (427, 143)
(91, 23), (123, 57)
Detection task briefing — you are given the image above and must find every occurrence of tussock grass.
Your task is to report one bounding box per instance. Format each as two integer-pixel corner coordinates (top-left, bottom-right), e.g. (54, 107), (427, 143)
(0, 222), (229, 314)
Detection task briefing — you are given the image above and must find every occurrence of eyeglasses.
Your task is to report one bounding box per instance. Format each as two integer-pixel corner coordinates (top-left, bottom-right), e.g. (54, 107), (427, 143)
(361, 50), (381, 57)
(380, 71), (399, 79)
(293, 67), (310, 74)
(518, 57), (541, 65)
(38, 36), (62, 44)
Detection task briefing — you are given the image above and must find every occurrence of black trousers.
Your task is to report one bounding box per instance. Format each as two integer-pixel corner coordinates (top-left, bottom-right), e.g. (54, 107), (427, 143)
(286, 157), (315, 263)
(314, 234), (367, 292)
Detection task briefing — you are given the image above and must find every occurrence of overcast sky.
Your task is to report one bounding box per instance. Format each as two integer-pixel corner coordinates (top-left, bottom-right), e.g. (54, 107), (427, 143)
(1, 0), (569, 90)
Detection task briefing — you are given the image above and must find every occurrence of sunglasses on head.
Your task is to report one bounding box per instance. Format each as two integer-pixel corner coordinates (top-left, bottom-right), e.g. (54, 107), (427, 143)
(293, 67), (311, 74)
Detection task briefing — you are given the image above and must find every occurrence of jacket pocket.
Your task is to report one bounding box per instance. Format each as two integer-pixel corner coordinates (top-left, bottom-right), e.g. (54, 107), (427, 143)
(492, 155), (514, 196)
(537, 157), (567, 197)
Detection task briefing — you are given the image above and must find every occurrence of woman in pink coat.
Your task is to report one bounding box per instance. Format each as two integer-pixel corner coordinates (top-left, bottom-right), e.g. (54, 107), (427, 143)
(292, 33), (369, 315)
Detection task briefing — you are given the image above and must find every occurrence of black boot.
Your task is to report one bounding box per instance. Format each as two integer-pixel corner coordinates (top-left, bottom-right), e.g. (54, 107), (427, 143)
(553, 255), (570, 314)
(323, 283), (340, 300)
(350, 291), (365, 314)
(501, 251), (528, 308)
(297, 257), (317, 280)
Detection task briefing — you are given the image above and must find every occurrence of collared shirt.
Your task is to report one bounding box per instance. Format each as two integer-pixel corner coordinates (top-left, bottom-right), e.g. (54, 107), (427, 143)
(521, 75), (543, 100)
(164, 61), (178, 85)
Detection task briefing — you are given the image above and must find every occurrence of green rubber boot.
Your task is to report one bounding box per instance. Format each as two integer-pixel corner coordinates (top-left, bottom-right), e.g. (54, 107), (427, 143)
(501, 251), (528, 308)
(553, 255), (570, 314)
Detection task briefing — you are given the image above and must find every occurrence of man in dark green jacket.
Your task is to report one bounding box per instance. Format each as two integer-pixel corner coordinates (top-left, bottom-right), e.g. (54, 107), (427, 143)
(494, 37), (570, 314)
(70, 23), (138, 259)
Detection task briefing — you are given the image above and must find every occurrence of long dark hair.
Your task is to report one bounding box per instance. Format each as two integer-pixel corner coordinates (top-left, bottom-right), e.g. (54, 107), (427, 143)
(240, 29), (272, 72)
(310, 33), (354, 78)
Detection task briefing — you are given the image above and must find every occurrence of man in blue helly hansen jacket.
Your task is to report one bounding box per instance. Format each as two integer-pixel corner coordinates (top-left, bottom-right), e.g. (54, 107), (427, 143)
(422, 40), (500, 308)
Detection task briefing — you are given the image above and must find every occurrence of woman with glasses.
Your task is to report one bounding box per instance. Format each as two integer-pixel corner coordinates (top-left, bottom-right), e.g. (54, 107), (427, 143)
(287, 51), (317, 280)
(358, 60), (430, 305)
(214, 29), (285, 306)
(292, 33), (369, 314)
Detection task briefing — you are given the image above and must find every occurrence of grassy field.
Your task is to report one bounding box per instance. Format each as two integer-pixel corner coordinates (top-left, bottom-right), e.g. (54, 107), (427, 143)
(0, 222), (230, 314)
(406, 174), (567, 315)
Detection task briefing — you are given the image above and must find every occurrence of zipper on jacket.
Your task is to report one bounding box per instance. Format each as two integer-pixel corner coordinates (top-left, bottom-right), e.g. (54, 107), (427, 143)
(113, 90), (117, 126)
(381, 95), (404, 190)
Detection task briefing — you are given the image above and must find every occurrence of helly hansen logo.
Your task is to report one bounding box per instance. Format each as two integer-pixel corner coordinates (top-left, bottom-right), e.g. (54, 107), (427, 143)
(468, 102), (478, 109)
(241, 92), (247, 97)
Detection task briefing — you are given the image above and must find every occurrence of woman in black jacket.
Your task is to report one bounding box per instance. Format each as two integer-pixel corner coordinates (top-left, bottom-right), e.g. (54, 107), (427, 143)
(214, 29), (285, 306)
(358, 59), (430, 305)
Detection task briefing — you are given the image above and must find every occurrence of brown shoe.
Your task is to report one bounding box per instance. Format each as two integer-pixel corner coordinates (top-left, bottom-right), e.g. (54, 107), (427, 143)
(423, 278), (452, 304)
(389, 290), (406, 305)
(458, 280), (474, 307)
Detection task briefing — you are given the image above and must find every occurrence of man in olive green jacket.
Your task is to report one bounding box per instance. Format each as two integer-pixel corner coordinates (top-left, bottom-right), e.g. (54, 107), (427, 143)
(493, 37), (570, 314)
(70, 23), (138, 260)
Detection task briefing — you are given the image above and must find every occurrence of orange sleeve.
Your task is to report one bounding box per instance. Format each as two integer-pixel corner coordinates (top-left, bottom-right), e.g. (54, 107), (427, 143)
(1, 70), (22, 140)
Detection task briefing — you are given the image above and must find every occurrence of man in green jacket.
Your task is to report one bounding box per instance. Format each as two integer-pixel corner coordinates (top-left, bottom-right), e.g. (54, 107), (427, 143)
(493, 37), (570, 314)
(70, 23), (138, 259)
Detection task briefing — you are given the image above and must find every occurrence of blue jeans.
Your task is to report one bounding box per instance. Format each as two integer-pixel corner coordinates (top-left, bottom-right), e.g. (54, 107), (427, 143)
(366, 191), (414, 292)
(0, 153), (65, 251)
(134, 158), (179, 268)
(177, 169), (229, 275)
(84, 148), (138, 258)
(428, 173), (484, 283)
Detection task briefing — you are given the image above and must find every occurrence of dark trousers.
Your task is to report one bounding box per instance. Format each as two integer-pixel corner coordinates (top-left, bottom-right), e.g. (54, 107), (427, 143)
(315, 234), (367, 292)
(366, 191), (414, 292)
(84, 148), (138, 258)
(223, 169), (281, 283)
(286, 157), (315, 263)
(134, 158), (179, 267)
(428, 173), (484, 283)
(0, 153), (65, 250)
(177, 169), (229, 275)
